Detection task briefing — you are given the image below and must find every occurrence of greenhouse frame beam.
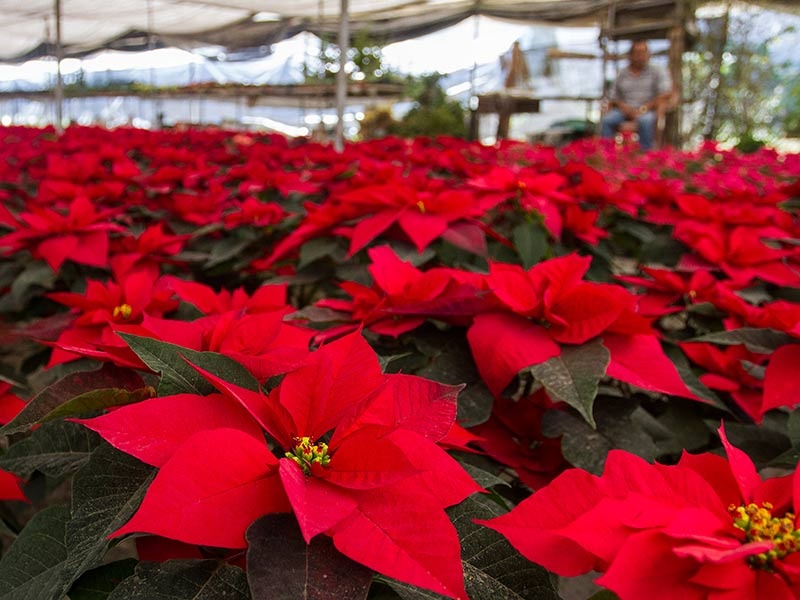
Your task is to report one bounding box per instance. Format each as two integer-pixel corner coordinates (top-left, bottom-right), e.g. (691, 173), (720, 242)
(54, 0), (64, 132)
(334, 0), (349, 151)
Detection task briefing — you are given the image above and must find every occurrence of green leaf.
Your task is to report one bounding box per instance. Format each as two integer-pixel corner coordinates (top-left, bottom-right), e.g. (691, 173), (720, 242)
(380, 581), (442, 600)
(0, 420), (101, 478)
(587, 591), (620, 600)
(769, 446), (800, 469)
(456, 383), (494, 428)
(205, 234), (256, 269)
(557, 573), (608, 600)
(379, 350), (428, 375)
(691, 328), (795, 353)
(65, 444), (155, 587)
(771, 410), (800, 467)
(106, 560), (250, 600)
(117, 333), (259, 396)
(0, 504), (70, 600)
(68, 559), (138, 600)
(299, 237), (345, 268)
(389, 243), (437, 267)
(651, 401), (712, 455)
(639, 236), (685, 266)
(512, 222), (547, 270)
(414, 330), (493, 427)
(246, 514), (372, 600)
(541, 398), (659, 474)
(38, 386), (155, 424)
(721, 419), (790, 470)
(529, 340), (610, 428)
(452, 494), (558, 600)
(662, 345), (725, 409)
(386, 494), (558, 600)
(787, 409), (800, 445)
(0, 444), (150, 600)
(1, 262), (57, 312)
(614, 219), (657, 243)
(287, 306), (346, 323)
(454, 455), (509, 491)
(1, 363), (144, 435)
(0, 518), (17, 543)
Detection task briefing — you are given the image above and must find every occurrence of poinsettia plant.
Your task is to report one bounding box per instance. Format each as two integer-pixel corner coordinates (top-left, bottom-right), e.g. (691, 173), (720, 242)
(0, 124), (797, 599)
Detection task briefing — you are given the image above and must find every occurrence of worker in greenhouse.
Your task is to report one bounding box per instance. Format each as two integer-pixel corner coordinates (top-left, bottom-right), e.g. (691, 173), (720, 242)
(600, 39), (673, 150)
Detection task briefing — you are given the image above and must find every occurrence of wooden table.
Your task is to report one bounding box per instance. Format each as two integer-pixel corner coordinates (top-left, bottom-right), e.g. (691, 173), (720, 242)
(469, 90), (541, 140)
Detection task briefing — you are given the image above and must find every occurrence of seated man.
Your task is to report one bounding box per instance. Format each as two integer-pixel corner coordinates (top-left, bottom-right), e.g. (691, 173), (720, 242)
(600, 40), (673, 150)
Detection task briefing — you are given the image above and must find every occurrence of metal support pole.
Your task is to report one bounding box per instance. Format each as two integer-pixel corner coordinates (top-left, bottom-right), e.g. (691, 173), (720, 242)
(468, 15), (481, 140)
(147, 0), (163, 128)
(54, 0), (64, 133)
(334, 0), (349, 152)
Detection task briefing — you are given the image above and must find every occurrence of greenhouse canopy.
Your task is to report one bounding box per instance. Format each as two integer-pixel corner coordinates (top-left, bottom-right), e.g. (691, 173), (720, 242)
(0, 0), (673, 61)
(2, 0), (797, 61)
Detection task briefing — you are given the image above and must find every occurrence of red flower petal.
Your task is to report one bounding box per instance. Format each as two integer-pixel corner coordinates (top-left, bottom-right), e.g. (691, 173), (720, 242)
(596, 531), (710, 600)
(486, 262), (540, 315)
(678, 451), (742, 510)
(547, 282), (630, 344)
(278, 460), (358, 543)
(335, 373), (459, 445)
(37, 234), (79, 272)
(763, 344), (800, 413)
(397, 210), (449, 252)
(440, 221), (487, 255)
(331, 485), (468, 599)
(477, 468), (606, 576)
(325, 427), (418, 490)
(0, 468), (27, 502)
(69, 230), (110, 268)
(188, 363), (295, 449)
(467, 312), (560, 397)
(280, 331), (384, 439)
(604, 333), (700, 400)
(113, 428), (288, 548)
(73, 393), (263, 467)
(718, 423), (761, 504)
(386, 429), (481, 508)
(348, 211), (398, 256)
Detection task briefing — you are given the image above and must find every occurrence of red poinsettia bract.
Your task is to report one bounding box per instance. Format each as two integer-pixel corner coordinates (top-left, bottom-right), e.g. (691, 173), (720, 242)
(479, 424), (800, 599)
(74, 332), (479, 599)
(314, 245), (486, 341)
(0, 383), (28, 502)
(117, 280), (314, 380)
(467, 253), (699, 400)
(469, 391), (567, 490)
(0, 194), (124, 272)
(44, 267), (178, 368)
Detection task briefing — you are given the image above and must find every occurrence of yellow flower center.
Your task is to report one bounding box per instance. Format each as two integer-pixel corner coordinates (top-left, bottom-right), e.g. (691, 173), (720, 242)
(416, 200), (426, 213)
(730, 502), (800, 569)
(112, 303), (133, 320)
(285, 436), (331, 475)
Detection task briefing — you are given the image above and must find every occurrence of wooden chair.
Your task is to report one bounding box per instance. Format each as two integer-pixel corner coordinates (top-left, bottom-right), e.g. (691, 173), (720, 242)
(601, 88), (677, 149)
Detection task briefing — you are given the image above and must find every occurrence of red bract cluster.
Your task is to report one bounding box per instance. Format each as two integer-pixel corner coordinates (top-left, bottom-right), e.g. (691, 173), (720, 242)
(0, 124), (798, 599)
(480, 425), (800, 599)
(76, 332), (479, 599)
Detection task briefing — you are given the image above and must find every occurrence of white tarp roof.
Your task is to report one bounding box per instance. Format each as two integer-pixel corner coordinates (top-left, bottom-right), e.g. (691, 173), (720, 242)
(1, 0), (795, 62)
(0, 0), (613, 60)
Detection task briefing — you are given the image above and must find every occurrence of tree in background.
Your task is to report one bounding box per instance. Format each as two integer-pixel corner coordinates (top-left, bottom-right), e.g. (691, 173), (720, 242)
(394, 73), (467, 138)
(310, 31), (397, 83)
(359, 74), (467, 139)
(684, 3), (797, 150)
(783, 76), (800, 138)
